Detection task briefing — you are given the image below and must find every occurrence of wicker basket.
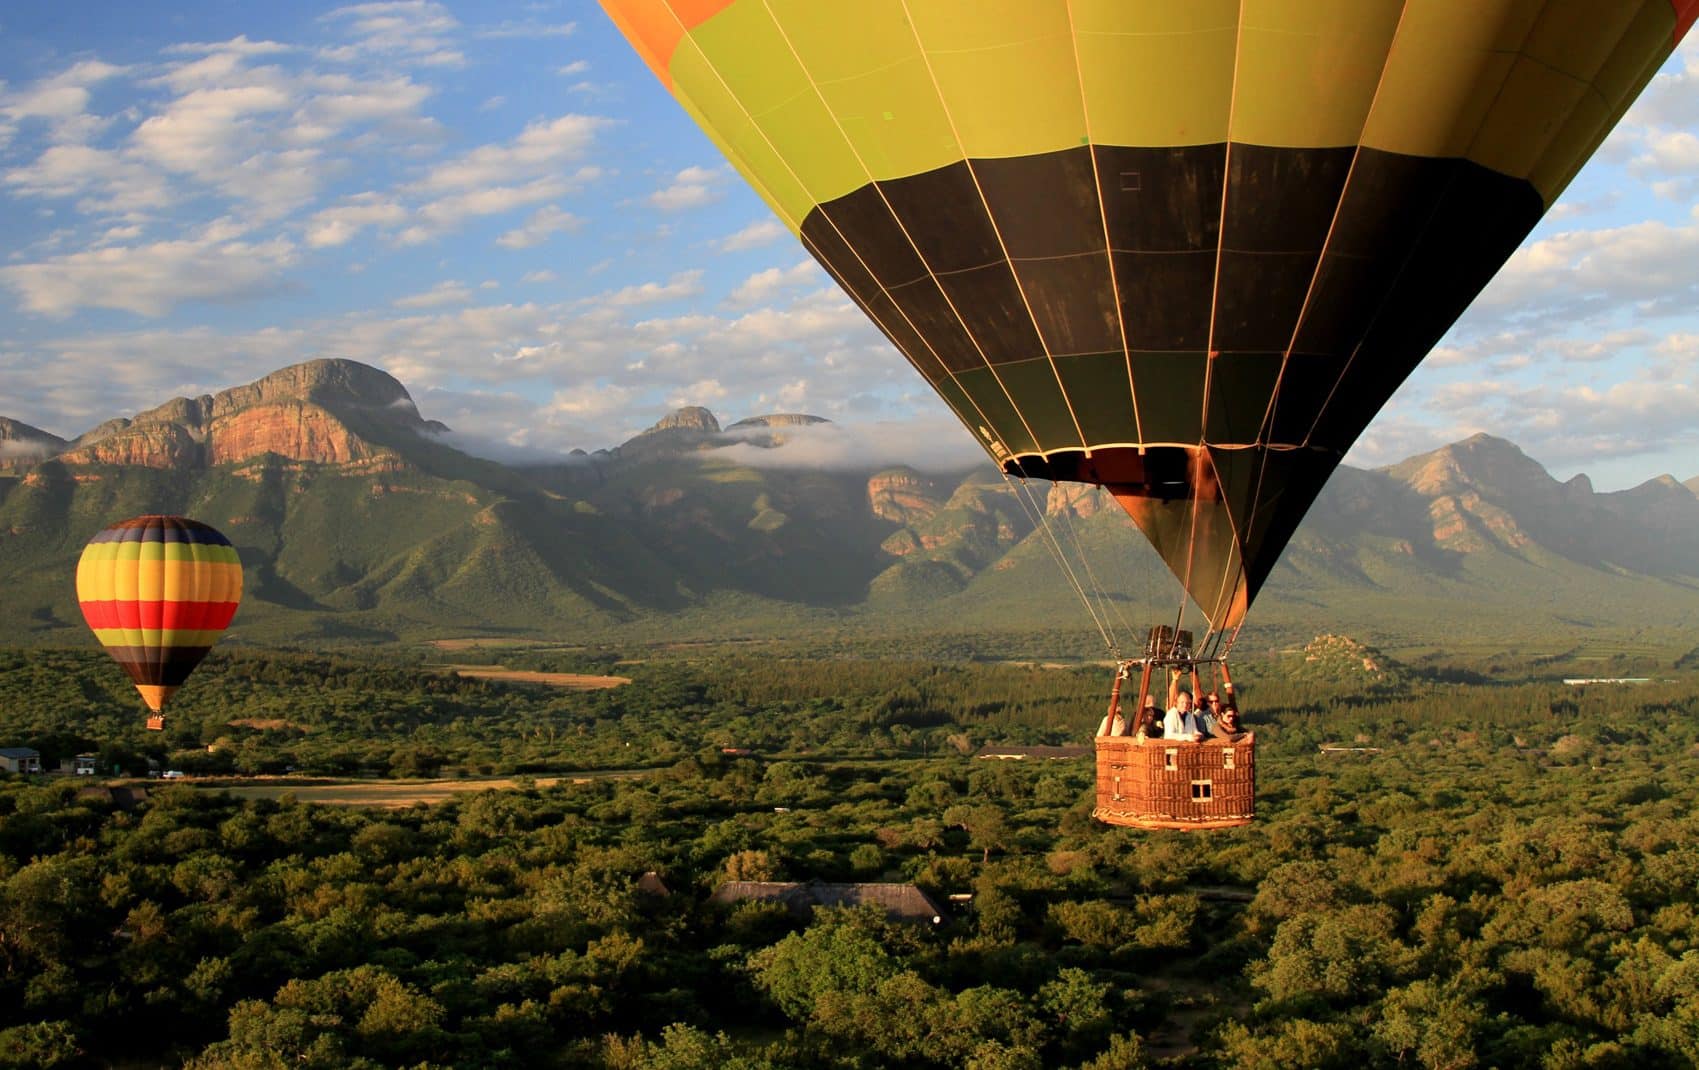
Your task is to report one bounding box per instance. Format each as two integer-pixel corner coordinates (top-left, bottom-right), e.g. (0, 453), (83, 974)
(1092, 732), (1255, 830)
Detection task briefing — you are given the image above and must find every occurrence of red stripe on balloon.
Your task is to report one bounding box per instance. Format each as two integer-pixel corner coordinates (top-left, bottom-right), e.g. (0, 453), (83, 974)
(1676, 0), (1697, 42)
(77, 600), (240, 631)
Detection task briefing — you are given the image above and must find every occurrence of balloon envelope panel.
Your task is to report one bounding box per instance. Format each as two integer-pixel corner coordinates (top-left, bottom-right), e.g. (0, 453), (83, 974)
(602, 0), (1690, 628)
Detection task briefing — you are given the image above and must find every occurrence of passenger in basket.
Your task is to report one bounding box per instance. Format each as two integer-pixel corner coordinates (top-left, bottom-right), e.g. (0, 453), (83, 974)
(1096, 700), (1127, 738)
(1164, 688), (1205, 742)
(1198, 692), (1222, 737)
(1212, 699), (1244, 742)
(1132, 695), (1163, 740)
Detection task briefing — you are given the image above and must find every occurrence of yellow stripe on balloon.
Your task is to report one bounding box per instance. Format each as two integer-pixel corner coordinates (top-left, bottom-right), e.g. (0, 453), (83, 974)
(76, 560), (242, 603)
(91, 628), (230, 648)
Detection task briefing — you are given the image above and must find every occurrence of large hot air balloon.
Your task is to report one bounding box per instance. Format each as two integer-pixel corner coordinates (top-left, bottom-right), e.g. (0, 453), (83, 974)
(603, 0), (1693, 636)
(604, 1), (1692, 828)
(76, 516), (243, 729)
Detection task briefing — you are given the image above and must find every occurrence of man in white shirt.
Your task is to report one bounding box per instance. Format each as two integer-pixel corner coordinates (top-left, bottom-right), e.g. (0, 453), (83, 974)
(1164, 689), (1205, 742)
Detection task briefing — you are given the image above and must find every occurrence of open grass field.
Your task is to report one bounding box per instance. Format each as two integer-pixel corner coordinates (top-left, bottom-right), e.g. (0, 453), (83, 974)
(449, 666), (632, 689)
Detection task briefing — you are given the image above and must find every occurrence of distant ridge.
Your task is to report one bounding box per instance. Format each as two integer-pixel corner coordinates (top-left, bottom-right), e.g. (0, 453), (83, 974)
(2, 359), (1696, 648)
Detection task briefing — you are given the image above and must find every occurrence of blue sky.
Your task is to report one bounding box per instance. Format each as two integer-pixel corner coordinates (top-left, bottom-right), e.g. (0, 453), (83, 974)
(0, 2), (1695, 489)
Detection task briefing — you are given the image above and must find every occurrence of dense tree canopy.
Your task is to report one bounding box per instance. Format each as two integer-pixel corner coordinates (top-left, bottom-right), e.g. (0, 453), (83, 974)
(2, 646), (1698, 1067)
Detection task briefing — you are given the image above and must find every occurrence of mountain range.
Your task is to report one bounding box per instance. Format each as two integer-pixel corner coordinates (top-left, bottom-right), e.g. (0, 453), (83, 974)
(3, 359), (1697, 661)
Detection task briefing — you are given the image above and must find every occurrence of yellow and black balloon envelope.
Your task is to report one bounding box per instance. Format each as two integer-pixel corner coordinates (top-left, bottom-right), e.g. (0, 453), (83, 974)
(603, 0), (1695, 630)
(76, 515), (243, 716)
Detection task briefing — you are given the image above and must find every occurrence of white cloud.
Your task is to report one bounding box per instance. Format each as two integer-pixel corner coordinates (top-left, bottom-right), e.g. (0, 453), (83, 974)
(521, 270), (557, 283)
(649, 165), (722, 212)
(496, 205), (582, 249)
(393, 280), (473, 308)
(477, 19), (577, 39)
(5, 143), (174, 214)
(1472, 219), (1699, 327)
(700, 416), (986, 471)
(416, 115), (610, 192)
(720, 219), (787, 252)
(2, 60), (126, 133)
(0, 225), (298, 317)
(667, 378), (729, 408)
(728, 259), (822, 305)
(558, 60), (590, 76)
(603, 270), (704, 307)
(304, 193), (407, 247)
(320, 1), (464, 67)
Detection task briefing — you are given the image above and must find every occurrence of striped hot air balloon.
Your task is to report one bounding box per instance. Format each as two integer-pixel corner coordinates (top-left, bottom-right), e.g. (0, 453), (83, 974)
(602, 0), (1695, 635)
(76, 516), (242, 727)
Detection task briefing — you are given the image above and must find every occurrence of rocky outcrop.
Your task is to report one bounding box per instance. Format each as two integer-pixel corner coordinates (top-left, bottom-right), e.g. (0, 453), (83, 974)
(51, 360), (440, 471)
(868, 467), (943, 525)
(1045, 484), (1120, 520)
(57, 423), (201, 469)
(207, 400), (376, 467)
(645, 406), (721, 435)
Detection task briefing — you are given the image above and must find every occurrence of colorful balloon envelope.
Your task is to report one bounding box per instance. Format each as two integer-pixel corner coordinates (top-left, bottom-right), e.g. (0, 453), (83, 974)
(603, 0), (1694, 631)
(76, 515), (242, 722)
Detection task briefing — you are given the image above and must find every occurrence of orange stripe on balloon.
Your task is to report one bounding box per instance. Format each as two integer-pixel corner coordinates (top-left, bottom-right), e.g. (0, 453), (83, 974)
(599, 0), (737, 88)
(78, 600), (240, 631)
(1675, 0), (1697, 42)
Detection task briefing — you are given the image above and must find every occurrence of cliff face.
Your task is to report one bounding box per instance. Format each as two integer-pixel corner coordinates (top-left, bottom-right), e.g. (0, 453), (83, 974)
(867, 467), (944, 526)
(57, 423), (202, 469)
(42, 360), (436, 471)
(207, 400), (375, 466)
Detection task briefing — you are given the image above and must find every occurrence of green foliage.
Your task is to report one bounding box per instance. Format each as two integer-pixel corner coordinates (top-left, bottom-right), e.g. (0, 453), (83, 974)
(3, 648), (1699, 1067)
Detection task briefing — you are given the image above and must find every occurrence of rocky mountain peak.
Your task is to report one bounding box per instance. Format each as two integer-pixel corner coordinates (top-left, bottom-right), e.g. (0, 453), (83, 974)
(48, 360), (446, 471)
(644, 406), (721, 435)
(1686, 476), (1699, 499)
(1387, 433), (1550, 498)
(210, 359), (437, 429)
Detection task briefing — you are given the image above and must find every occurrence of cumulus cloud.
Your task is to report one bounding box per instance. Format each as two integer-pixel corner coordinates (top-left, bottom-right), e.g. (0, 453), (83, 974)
(0, 224), (298, 317)
(1469, 219), (1699, 329)
(728, 259), (822, 305)
(603, 270), (704, 307)
(416, 115), (609, 193)
(5, 143), (174, 214)
(304, 193), (407, 247)
(496, 205), (582, 249)
(393, 280), (473, 308)
(720, 219), (787, 252)
(476, 19), (576, 39)
(1, 59), (126, 144)
(698, 416), (987, 472)
(649, 165), (721, 211)
(320, 1), (464, 67)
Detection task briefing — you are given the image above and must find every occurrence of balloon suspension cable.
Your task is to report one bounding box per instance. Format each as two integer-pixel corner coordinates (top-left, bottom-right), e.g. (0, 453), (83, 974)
(999, 471), (1120, 659)
(1051, 489), (1138, 643)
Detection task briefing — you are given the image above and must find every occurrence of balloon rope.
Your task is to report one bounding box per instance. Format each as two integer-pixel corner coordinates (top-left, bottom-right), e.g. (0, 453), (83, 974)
(1052, 491), (1137, 643)
(1000, 472), (1120, 658)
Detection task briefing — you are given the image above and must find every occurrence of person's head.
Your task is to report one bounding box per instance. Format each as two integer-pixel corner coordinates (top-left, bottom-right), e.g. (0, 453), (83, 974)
(1205, 692), (1221, 709)
(1177, 691), (1193, 711)
(1221, 701), (1239, 721)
